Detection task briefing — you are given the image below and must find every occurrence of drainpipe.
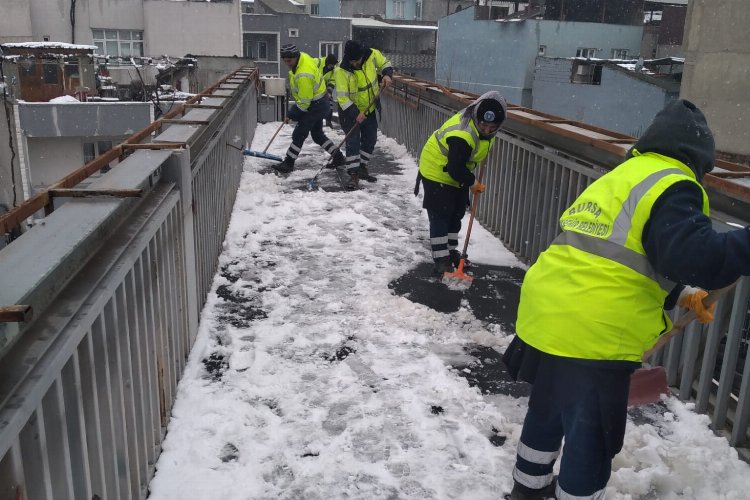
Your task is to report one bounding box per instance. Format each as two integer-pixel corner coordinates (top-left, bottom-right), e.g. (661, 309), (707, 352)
(70, 0), (77, 43)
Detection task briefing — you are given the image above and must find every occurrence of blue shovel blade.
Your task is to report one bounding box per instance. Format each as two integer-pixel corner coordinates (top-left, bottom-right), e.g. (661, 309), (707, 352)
(243, 149), (284, 162)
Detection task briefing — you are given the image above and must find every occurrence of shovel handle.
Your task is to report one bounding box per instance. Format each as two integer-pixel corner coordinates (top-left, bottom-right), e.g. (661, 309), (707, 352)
(643, 282), (737, 360)
(262, 120), (286, 154)
(459, 161), (487, 258)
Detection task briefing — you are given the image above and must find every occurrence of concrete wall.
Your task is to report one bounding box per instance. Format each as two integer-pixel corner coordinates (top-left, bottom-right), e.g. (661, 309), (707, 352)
(193, 56), (256, 92)
(422, 1), (475, 21)
(144, 0), (241, 58)
(243, 13), (351, 76)
(26, 0), (145, 46)
(319, 0), (340, 17)
(532, 58), (677, 137)
(24, 137), (112, 189)
(341, 1), (386, 18)
(0, 0), (33, 43)
(0, 99), (23, 211)
(18, 102), (152, 138)
(681, 0), (750, 157)
(6, 1), (239, 59)
(435, 6), (643, 106)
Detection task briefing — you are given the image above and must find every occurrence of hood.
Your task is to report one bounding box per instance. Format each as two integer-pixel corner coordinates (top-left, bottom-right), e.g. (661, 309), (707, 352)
(460, 91), (508, 139)
(628, 99), (715, 181)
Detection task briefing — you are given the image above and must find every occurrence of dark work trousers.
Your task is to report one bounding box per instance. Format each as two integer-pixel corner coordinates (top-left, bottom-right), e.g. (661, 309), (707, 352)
(513, 352), (633, 498)
(285, 95), (337, 162)
(421, 177), (469, 261)
(339, 109), (378, 174)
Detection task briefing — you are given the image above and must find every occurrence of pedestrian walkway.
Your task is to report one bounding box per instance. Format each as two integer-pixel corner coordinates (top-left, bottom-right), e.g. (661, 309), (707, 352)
(147, 122), (750, 500)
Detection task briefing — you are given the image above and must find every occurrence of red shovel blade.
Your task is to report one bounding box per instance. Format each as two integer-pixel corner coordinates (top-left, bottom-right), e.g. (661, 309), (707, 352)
(628, 366), (670, 406)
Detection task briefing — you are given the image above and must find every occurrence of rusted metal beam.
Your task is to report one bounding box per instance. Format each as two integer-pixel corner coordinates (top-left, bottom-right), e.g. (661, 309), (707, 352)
(0, 192), (50, 234)
(123, 143), (186, 150)
(184, 104), (224, 109)
(0, 305), (33, 323)
(160, 119), (211, 126)
(48, 188), (144, 198)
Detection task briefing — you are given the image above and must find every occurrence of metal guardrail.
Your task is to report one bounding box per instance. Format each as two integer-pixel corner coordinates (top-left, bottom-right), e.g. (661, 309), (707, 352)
(380, 75), (750, 455)
(0, 67), (259, 499)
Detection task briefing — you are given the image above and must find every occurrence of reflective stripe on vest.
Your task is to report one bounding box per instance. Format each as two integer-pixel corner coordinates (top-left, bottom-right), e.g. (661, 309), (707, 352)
(555, 167), (686, 294)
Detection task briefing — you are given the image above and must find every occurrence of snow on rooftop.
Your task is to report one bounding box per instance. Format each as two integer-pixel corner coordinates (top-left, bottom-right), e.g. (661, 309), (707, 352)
(1, 42), (97, 51)
(350, 18), (438, 30)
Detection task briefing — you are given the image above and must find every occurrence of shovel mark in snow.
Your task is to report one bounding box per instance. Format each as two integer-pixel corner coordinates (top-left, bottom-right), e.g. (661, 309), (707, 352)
(202, 352), (229, 381)
(219, 442), (239, 462)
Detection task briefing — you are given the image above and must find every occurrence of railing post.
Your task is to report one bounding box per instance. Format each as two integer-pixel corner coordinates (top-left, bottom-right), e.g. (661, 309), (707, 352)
(160, 150), (199, 344)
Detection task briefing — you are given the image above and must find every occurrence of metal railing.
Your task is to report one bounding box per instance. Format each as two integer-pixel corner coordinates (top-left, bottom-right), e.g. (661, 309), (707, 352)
(380, 75), (750, 455)
(0, 67), (258, 499)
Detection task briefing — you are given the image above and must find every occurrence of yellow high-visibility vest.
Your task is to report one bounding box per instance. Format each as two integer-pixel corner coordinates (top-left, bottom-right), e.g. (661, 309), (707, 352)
(516, 151), (710, 362)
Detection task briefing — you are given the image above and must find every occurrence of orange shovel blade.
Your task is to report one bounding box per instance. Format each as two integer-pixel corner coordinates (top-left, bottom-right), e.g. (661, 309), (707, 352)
(442, 259), (473, 288)
(628, 366), (670, 406)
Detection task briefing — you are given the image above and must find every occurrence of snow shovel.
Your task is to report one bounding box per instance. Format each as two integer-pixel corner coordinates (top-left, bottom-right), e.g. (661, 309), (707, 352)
(306, 120), (361, 191)
(628, 283), (737, 406)
(243, 120), (285, 162)
(442, 162), (487, 289)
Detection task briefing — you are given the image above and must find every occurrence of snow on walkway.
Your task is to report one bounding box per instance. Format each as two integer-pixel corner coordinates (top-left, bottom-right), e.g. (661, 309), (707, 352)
(148, 122), (750, 499)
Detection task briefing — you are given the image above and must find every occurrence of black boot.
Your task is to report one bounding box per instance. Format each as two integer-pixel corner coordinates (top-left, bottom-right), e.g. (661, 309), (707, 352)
(345, 169), (360, 190)
(359, 165), (377, 182)
(273, 157), (295, 173)
(433, 256), (454, 275)
(449, 250), (470, 269)
(329, 151), (345, 169)
(504, 479), (557, 500)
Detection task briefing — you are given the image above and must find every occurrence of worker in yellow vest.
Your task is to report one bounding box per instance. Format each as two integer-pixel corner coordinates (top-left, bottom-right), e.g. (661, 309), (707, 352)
(318, 54), (338, 128)
(416, 91), (507, 274)
(274, 44), (344, 173)
(333, 40), (393, 189)
(502, 100), (750, 500)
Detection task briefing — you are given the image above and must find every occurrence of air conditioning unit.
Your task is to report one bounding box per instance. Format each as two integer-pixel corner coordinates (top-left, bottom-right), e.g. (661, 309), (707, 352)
(263, 78), (286, 96)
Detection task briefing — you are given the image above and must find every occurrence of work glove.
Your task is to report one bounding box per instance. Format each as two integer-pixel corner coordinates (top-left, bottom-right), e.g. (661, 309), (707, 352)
(469, 181), (486, 194)
(678, 286), (715, 324)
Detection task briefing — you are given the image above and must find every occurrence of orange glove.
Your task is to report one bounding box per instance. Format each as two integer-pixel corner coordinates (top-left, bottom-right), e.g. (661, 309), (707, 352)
(678, 288), (716, 324)
(470, 181), (486, 194)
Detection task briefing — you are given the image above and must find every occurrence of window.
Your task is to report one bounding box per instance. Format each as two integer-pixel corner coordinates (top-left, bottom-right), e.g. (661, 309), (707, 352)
(415, 1), (422, 20)
(43, 35), (50, 42)
(83, 141), (113, 164)
(571, 62), (603, 85)
(311, 3), (319, 15)
(288, 28), (299, 38)
(538, 45), (546, 56)
(257, 41), (268, 60)
(320, 42), (342, 59)
(611, 48), (629, 59)
(92, 29), (144, 58)
(575, 48), (598, 58)
(393, 0), (405, 19)
(43, 64), (59, 84)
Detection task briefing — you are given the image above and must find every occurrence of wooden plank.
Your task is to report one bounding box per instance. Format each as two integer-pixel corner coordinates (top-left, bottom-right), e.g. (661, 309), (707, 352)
(0, 305), (33, 323)
(48, 188), (144, 199)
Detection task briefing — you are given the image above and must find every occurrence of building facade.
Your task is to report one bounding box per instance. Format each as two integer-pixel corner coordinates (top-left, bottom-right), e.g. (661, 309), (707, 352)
(532, 57), (680, 137)
(242, 12), (351, 76)
(435, 5), (643, 106)
(680, 0), (749, 163)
